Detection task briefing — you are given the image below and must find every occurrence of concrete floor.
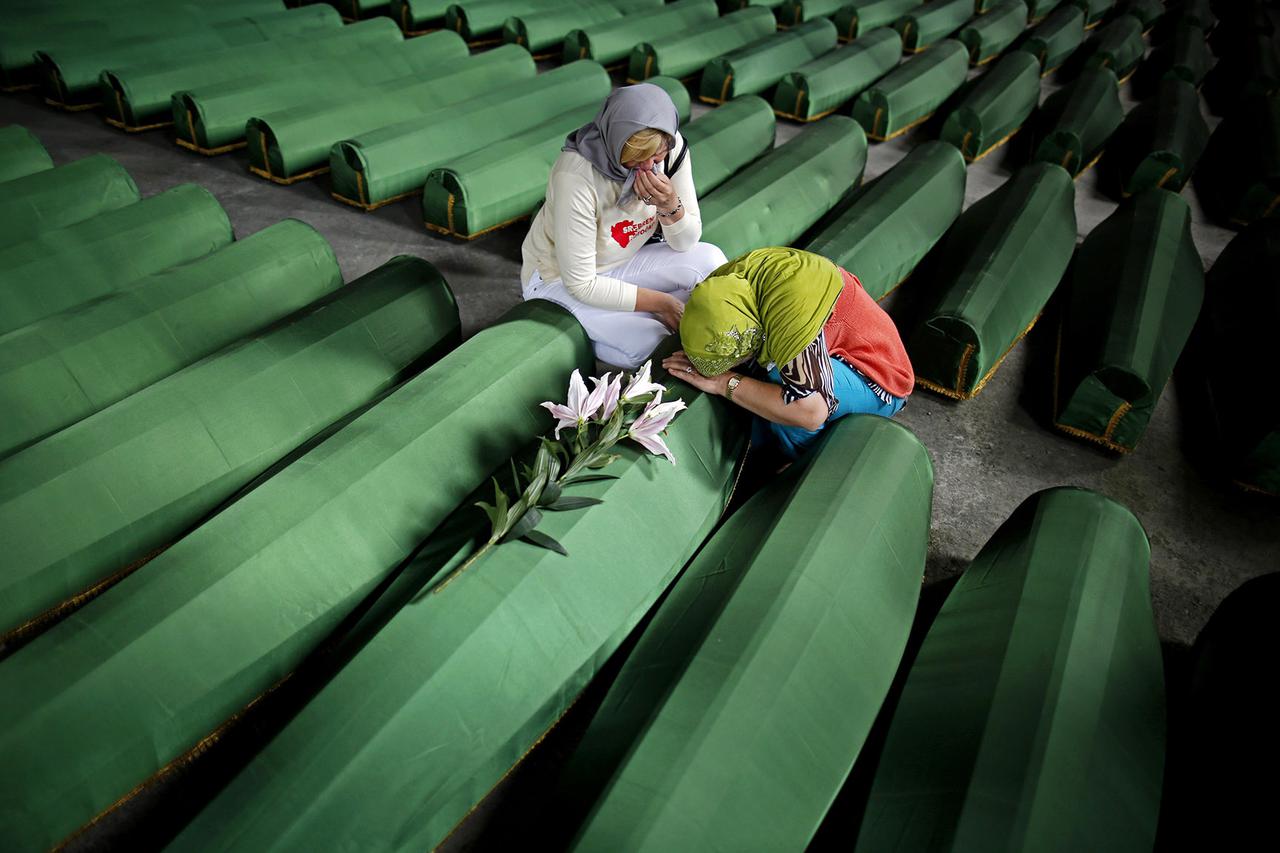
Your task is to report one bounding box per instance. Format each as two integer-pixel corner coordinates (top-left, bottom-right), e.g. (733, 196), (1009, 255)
(1, 50), (1275, 657)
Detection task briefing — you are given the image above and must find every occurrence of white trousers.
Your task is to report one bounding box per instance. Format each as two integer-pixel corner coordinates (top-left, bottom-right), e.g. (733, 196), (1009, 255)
(523, 241), (729, 369)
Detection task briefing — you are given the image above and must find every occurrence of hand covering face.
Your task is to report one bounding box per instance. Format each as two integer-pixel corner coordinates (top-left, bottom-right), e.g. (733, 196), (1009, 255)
(680, 248), (844, 376)
(562, 83), (680, 206)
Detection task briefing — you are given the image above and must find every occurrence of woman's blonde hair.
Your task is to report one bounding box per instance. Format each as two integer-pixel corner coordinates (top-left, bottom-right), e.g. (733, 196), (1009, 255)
(619, 128), (670, 165)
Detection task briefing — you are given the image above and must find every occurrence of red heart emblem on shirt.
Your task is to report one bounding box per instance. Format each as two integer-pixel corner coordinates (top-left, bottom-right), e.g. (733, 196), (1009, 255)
(611, 220), (635, 248)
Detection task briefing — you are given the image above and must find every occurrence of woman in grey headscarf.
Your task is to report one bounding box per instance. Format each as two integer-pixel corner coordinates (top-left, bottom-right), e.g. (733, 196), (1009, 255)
(520, 83), (727, 368)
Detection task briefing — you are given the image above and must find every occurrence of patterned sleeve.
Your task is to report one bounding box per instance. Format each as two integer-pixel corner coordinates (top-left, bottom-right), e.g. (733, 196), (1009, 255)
(779, 331), (838, 417)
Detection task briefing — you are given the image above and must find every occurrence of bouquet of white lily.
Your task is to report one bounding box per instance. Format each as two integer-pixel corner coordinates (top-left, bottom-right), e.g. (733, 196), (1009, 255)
(475, 360), (686, 557)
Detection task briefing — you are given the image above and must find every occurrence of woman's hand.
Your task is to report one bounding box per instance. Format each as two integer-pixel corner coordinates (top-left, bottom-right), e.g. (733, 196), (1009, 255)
(662, 350), (728, 395)
(634, 167), (678, 212)
(635, 288), (684, 331)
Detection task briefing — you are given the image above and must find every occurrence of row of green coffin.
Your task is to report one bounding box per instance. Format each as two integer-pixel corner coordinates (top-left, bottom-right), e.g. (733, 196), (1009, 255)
(0, 301), (607, 850)
(38, 3), (339, 108)
(0, 0), (283, 89)
(0, 154), (140, 250)
(112, 16), (428, 132)
(0, 124), (52, 183)
(1197, 93), (1280, 228)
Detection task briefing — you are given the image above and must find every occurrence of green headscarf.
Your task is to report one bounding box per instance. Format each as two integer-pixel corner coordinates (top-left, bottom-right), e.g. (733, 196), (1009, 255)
(680, 247), (843, 375)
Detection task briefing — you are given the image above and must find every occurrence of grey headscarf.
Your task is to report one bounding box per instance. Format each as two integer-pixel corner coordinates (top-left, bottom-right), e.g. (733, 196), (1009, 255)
(563, 83), (680, 207)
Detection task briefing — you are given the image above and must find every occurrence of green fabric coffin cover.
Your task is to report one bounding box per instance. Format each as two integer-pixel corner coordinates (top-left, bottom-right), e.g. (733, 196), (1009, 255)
(503, 1), (644, 56)
(702, 117), (868, 259)
(628, 6), (777, 82)
(699, 19), (837, 104)
(1196, 94), (1280, 227)
(0, 220), (342, 459)
(558, 416), (932, 852)
(445, 0), (559, 43)
(1195, 220), (1280, 494)
(247, 45), (534, 182)
(1170, 0), (1214, 31)
(853, 487), (1164, 853)
(911, 163), (1076, 399)
(174, 28), (464, 153)
(0, 301), (591, 850)
(0, 0), (282, 90)
(563, 0), (719, 66)
(773, 27), (901, 121)
(851, 38), (969, 140)
(166, 370), (747, 853)
(1025, 0), (1067, 23)
(0, 255), (460, 653)
(1083, 13), (1145, 81)
(38, 5), (341, 109)
(892, 0), (973, 52)
(681, 94), (778, 196)
(1034, 66), (1123, 175)
(805, 140), (965, 300)
(941, 51), (1041, 161)
(331, 0), (393, 20)
(1110, 77), (1209, 196)
(1122, 0), (1164, 32)
(1074, 0), (1116, 28)
(391, 0), (452, 31)
(1054, 189), (1204, 452)
(0, 154), (139, 251)
(1177, 573), (1280, 848)
(0, 124), (53, 184)
(1149, 21), (1211, 87)
(113, 18), (421, 133)
(330, 60), (611, 209)
(1014, 2), (1085, 73)
(828, 0), (924, 42)
(420, 76), (693, 239)
(958, 0), (1028, 65)
(0, 184), (232, 336)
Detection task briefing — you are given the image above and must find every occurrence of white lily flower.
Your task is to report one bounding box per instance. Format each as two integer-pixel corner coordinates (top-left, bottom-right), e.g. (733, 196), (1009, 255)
(627, 390), (687, 465)
(540, 369), (602, 437)
(621, 360), (666, 401)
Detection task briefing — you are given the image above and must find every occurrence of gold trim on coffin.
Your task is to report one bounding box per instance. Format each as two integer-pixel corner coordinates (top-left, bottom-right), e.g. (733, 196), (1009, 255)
(423, 191), (532, 240)
(915, 313), (1042, 401)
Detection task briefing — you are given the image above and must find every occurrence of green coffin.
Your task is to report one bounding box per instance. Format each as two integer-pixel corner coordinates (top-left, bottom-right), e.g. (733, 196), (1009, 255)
(563, 0), (719, 66)
(1172, 0), (1214, 31)
(0, 255), (460, 653)
(0, 301), (592, 850)
(504, 1), (653, 57)
(557, 416), (932, 852)
(910, 162), (1076, 400)
(1073, 0), (1116, 28)
(0, 124), (52, 183)
(851, 38), (969, 140)
(1196, 94), (1280, 227)
(829, 0), (924, 42)
(700, 18), (837, 104)
(773, 27), (901, 121)
(1121, 0), (1163, 31)
(391, 0), (452, 32)
(1083, 13), (1145, 81)
(1110, 77), (1209, 196)
(247, 44), (534, 183)
(0, 184), (232, 336)
(1034, 66), (1123, 176)
(114, 19), (422, 134)
(682, 94), (778, 196)
(330, 60), (611, 209)
(421, 75), (692, 239)
(702, 116), (867, 259)
(0, 220), (342, 459)
(445, 0), (559, 43)
(853, 486), (1164, 853)
(628, 6), (777, 81)
(892, 0), (973, 53)
(1149, 21), (1211, 87)
(1025, 0), (1067, 23)
(1054, 189), (1204, 452)
(1013, 2), (1085, 73)
(165, 367), (748, 853)
(958, 0), (1028, 65)
(805, 140), (965, 300)
(174, 28), (463, 154)
(38, 5), (341, 109)
(940, 51), (1041, 161)
(1186, 220), (1280, 494)
(0, 154), (139, 251)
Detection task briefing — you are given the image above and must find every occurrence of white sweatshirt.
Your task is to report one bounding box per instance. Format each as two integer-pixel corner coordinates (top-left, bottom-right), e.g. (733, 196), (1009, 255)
(520, 133), (702, 312)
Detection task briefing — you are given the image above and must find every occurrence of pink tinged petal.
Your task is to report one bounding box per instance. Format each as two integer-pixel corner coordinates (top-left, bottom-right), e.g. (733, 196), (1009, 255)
(630, 431), (677, 465)
(600, 372), (622, 420)
(566, 369), (588, 414)
(582, 373), (610, 422)
(622, 360), (665, 401)
(540, 402), (579, 438)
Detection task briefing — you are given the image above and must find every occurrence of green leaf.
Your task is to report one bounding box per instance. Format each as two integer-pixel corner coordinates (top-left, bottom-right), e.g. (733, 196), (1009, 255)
(540, 482), (563, 506)
(545, 496), (604, 511)
(474, 500), (501, 532)
(534, 443), (554, 479)
(522, 529), (569, 556)
(587, 453), (621, 469)
(562, 473), (620, 485)
(501, 506), (543, 543)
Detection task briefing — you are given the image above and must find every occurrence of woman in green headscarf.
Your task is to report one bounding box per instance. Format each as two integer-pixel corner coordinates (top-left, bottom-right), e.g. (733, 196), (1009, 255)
(663, 247), (915, 459)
